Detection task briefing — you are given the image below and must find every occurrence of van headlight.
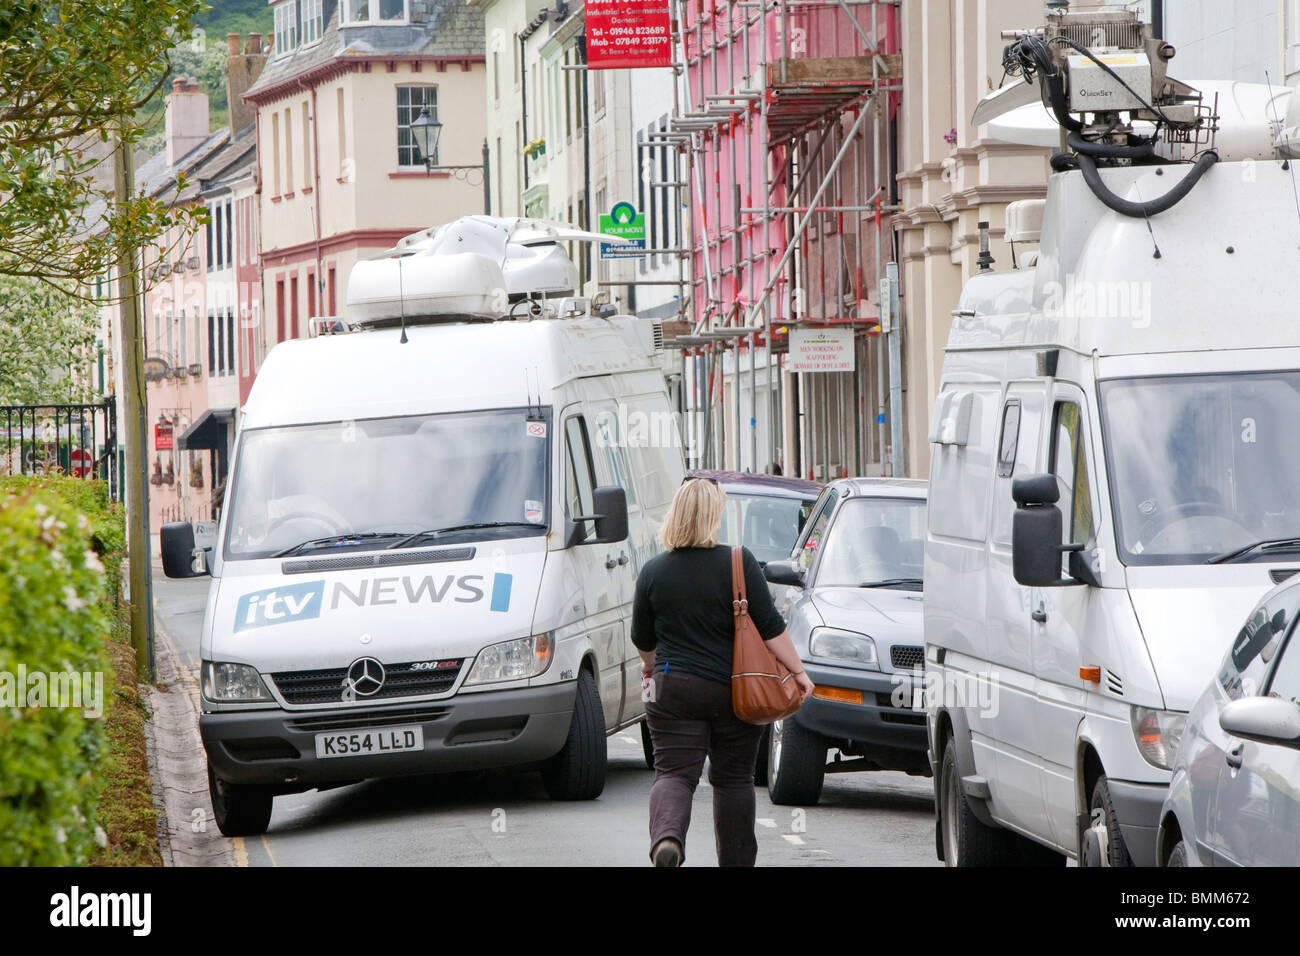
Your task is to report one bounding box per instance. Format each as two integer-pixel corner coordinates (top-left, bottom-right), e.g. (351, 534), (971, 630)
(465, 633), (554, 685)
(809, 627), (878, 668)
(1131, 706), (1187, 770)
(203, 662), (273, 702)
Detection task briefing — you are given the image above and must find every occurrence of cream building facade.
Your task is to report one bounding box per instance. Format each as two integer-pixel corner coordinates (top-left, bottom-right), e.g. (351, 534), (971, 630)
(245, 0), (486, 355)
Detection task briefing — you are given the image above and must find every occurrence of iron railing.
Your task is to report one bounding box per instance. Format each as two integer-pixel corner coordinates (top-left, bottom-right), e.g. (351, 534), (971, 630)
(0, 399), (119, 500)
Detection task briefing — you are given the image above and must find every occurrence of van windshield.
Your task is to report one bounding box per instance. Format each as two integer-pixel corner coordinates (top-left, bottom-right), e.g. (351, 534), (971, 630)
(223, 408), (550, 560)
(1101, 373), (1300, 565)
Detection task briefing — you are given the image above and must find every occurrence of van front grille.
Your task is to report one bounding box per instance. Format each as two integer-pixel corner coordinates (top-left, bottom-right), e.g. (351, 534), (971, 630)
(271, 659), (464, 705)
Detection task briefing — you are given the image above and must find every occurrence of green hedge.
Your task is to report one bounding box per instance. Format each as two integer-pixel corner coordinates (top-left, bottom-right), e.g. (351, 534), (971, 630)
(0, 477), (122, 865)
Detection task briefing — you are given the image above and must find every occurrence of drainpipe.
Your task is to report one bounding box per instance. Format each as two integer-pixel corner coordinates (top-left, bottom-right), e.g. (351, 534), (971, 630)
(300, 78), (324, 320)
(520, 34), (530, 193)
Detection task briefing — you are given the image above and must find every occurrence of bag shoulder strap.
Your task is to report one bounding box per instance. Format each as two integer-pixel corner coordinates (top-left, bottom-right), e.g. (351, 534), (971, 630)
(731, 546), (748, 616)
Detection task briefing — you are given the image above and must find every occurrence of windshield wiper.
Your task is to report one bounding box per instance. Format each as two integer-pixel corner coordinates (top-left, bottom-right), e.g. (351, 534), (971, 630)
(388, 522), (542, 550)
(859, 578), (924, 589)
(1209, 537), (1300, 564)
(272, 532), (406, 558)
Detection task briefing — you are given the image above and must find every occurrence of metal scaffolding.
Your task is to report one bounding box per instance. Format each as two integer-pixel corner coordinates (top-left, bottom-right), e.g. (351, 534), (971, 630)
(651, 0), (903, 479)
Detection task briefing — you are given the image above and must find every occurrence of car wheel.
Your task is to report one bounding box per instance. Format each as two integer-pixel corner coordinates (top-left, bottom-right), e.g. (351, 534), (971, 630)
(640, 719), (654, 771)
(1083, 775), (1135, 867)
(207, 762), (273, 837)
(766, 717), (826, 806)
(1166, 840), (1190, 867)
(938, 736), (1014, 866)
(541, 669), (607, 800)
(754, 726), (771, 787)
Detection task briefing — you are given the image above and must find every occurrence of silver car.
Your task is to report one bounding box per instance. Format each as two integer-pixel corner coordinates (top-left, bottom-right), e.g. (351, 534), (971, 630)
(1158, 577), (1300, 865)
(762, 478), (930, 806)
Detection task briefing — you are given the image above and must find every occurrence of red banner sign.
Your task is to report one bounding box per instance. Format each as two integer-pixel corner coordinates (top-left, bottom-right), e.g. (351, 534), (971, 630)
(585, 0), (672, 70)
(155, 421), (174, 451)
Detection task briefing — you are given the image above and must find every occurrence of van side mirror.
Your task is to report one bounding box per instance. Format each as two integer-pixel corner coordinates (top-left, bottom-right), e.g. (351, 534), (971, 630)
(764, 559), (805, 588)
(569, 486), (629, 545)
(161, 522), (210, 578)
(1011, 475), (1084, 588)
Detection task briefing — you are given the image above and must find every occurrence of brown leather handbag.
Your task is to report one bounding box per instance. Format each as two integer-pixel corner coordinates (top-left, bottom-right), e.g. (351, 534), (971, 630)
(730, 546), (802, 725)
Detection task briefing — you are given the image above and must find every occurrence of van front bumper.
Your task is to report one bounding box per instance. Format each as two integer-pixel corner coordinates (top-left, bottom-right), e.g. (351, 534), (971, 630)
(794, 663), (929, 772)
(201, 681), (577, 788)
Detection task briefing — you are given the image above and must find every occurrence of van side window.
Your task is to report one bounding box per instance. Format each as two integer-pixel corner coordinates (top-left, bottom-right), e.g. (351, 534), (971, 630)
(797, 489), (838, 570)
(565, 416), (597, 540)
(997, 401), (1021, 478)
(1051, 402), (1094, 546)
(593, 410), (638, 506)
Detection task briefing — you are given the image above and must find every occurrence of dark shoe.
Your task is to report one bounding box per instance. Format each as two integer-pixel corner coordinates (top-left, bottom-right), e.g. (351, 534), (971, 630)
(651, 838), (683, 867)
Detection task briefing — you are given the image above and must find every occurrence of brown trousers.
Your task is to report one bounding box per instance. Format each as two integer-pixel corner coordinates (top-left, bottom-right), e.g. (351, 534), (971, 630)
(645, 666), (764, 867)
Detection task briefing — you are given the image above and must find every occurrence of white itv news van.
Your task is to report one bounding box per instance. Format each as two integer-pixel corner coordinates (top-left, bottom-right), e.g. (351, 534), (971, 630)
(162, 217), (685, 836)
(925, 9), (1300, 867)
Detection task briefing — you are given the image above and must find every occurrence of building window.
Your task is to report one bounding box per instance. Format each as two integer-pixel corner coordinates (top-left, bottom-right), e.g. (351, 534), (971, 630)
(226, 308), (236, 376)
(207, 309), (216, 375)
(205, 214), (213, 272)
(224, 199), (233, 268)
(301, 101), (312, 185)
(284, 106), (294, 192)
(271, 112), (282, 195)
(397, 85), (438, 168)
(213, 204), (223, 270)
(273, 1), (298, 55)
(301, 0), (322, 45)
(343, 0), (405, 22)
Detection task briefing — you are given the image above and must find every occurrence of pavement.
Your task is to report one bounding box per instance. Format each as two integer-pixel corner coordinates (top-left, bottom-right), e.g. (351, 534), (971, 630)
(147, 566), (939, 867)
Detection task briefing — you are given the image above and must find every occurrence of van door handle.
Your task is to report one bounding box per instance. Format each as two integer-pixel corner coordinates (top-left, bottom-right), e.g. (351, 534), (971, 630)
(1031, 604), (1048, 623)
(1226, 744), (1244, 771)
(605, 556), (618, 570)
(617, 552), (629, 566)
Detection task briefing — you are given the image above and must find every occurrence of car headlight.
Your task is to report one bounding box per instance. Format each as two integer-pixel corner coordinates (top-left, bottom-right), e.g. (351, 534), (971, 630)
(808, 627), (878, 668)
(1131, 706), (1188, 770)
(202, 661), (273, 702)
(465, 633), (554, 685)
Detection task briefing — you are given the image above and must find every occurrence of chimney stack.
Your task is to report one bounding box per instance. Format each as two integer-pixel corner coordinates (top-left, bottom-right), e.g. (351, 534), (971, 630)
(165, 76), (210, 166)
(224, 32), (268, 135)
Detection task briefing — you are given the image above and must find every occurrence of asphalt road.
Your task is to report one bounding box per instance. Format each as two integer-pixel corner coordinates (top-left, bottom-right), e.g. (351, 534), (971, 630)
(153, 569), (939, 867)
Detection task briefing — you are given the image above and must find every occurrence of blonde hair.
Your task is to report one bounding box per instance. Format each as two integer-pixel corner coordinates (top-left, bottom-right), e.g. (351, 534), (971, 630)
(661, 478), (726, 550)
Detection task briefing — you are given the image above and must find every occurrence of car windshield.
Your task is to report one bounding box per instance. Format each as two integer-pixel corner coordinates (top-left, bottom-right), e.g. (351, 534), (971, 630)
(224, 408), (549, 560)
(718, 492), (817, 564)
(1100, 373), (1300, 565)
(814, 497), (927, 587)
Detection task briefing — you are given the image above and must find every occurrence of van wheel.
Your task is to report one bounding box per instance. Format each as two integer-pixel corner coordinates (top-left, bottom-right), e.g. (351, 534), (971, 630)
(541, 670), (607, 800)
(754, 726), (771, 787)
(1085, 775), (1134, 867)
(639, 719), (654, 771)
(767, 717), (826, 806)
(938, 737), (1014, 866)
(1166, 840), (1189, 867)
(207, 762), (273, 837)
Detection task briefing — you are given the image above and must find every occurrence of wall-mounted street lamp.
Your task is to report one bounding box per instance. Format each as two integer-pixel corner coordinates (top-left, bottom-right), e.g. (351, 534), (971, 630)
(409, 107), (491, 215)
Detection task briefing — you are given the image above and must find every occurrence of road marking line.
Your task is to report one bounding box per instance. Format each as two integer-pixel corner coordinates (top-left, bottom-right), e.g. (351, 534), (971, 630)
(233, 837), (248, 867)
(782, 834), (805, 845)
(757, 818), (777, 828)
(261, 833), (279, 867)
(618, 736), (637, 744)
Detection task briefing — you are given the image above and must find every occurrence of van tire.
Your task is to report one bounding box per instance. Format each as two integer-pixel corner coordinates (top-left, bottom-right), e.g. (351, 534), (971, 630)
(1086, 775), (1134, 867)
(754, 726), (771, 787)
(207, 762), (273, 837)
(938, 737), (1014, 866)
(767, 717), (826, 806)
(541, 670), (607, 800)
(640, 719), (655, 771)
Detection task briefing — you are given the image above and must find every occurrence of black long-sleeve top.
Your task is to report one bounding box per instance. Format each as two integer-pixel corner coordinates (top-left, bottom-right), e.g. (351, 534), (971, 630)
(631, 544), (788, 685)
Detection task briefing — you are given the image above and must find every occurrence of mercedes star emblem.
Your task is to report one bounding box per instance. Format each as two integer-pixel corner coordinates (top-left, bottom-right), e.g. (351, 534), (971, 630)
(345, 657), (386, 697)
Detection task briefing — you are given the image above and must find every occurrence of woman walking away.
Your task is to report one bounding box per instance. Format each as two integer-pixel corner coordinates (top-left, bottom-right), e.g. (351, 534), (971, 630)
(632, 477), (814, 867)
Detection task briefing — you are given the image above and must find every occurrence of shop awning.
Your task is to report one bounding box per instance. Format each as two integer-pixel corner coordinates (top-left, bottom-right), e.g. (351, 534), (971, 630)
(178, 407), (235, 451)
